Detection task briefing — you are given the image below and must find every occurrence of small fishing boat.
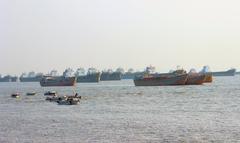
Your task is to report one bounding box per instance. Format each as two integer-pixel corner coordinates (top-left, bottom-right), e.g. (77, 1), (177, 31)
(45, 96), (67, 102)
(44, 91), (57, 96)
(11, 93), (20, 98)
(57, 98), (80, 105)
(26, 92), (36, 96)
(67, 93), (82, 100)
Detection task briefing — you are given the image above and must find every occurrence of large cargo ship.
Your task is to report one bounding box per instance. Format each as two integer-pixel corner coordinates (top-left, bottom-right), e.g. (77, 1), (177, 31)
(100, 69), (122, 81)
(20, 72), (43, 82)
(121, 69), (144, 80)
(11, 76), (18, 82)
(134, 66), (212, 86)
(134, 66), (187, 86)
(134, 73), (188, 86)
(77, 72), (101, 83)
(40, 76), (76, 87)
(76, 68), (101, 83)
(212, 69), (236, 76)
(122, 72), (135, 79)
(122, 72), (145, 79)
(100, 72), (121, 81)
(0, 75), (18, 82)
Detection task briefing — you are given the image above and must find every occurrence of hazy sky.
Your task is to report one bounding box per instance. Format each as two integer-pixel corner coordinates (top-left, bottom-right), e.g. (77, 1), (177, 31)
(1, 0), (240, 75)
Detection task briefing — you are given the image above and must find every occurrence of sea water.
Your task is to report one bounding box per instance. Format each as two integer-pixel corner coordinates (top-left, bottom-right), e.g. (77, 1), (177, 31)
(0, 76), (240, 143)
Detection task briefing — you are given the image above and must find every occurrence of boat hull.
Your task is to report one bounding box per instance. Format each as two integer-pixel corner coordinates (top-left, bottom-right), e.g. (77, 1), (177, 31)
(134, 74), (188, 86)
(40, 76), (76, 87)
(11, 93), (20, 98)
(44, 91), (57, 96)
(0, 78), (11, 82)
(186, 74), (206, 85)
(26, 93), (36, 96)
(203, 73), (213, 83)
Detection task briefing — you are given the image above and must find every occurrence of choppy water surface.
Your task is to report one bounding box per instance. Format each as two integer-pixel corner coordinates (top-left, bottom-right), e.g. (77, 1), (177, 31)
(1, 76), (240, 143)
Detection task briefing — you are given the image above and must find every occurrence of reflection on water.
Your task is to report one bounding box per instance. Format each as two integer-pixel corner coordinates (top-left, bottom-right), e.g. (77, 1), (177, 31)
(0, 76), (240, 143)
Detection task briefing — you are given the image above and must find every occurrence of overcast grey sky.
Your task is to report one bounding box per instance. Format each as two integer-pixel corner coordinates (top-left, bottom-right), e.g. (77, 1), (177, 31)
(0, 0), (240, 75)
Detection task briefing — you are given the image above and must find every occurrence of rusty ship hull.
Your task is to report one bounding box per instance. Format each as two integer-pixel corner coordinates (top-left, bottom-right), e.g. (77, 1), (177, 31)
(134, 74), (188, 86)
(40, 76), (76, 87)
(203, 73), (213, 83)
(186, 74), (206, 85)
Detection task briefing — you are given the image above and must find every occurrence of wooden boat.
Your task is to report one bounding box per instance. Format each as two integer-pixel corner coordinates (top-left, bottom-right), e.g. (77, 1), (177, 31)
(26, 92), (36, 96)
(46, 96), (67, 102)
(11, 93), (20, 98)
(134, 74), (188, 86)
(67, 95), (82, 100)
(44, 91), (57, 96)
(186, 74), (206, 85)
(57, 98), (80, 105)
(46, 94), (81, 102)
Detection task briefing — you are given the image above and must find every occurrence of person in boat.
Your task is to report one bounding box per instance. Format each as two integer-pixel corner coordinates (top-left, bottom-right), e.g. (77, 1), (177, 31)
(75, 93), (78, 97)
(74, 93), (81, 99)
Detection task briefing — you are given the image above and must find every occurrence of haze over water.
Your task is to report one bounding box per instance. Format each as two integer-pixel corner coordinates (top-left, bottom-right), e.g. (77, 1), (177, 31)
(1, 0), (240, 75)
(1, 77), (240, 142)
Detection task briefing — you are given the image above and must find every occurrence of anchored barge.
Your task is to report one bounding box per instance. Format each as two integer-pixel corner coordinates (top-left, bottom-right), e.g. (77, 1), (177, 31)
(40, 76), (76, 87)
(134, 74), (188, 86)
(100, 70), (122, 81)
(20, 72), (43, 82)
(134, 66), (188, 86)
(0, 75), (18, 82)
(76, 68), (101, 83)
